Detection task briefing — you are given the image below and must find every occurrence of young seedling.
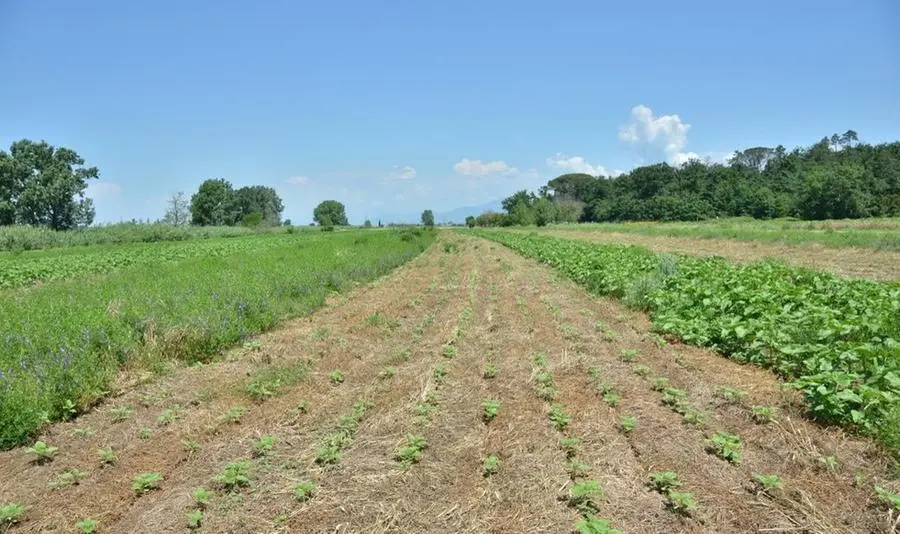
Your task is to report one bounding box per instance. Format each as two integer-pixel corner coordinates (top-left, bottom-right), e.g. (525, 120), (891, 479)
(315, 443), (342, 466)
(817, 455), (838, 473)
(186, 509), (203, 530)
(753, 473), (783, 492)
(138, 427), (152, 439)
(132, 472), (163, 494)
(110, 405), (132, 423)
(661, 388), (687, 408)
(0, 503), (24, 528)
(535, 370), (554, 388)
(559, 437), (582, 458)
(395, 434), (428, 467)
(75, 518), (98, 533)
(566, 459), (591, 480)
(649, 471), (682, 493)
(483, 362), (498, 378)
(481, 399), (501, 423)
(378, 366), (397, 379)
(181, 439), (201, 453)
(682, 407), (707, 428)
(574, 516), (622, 534)
(548, 404), (572, 431)
(706, 432), (742, 465)
(750, 405), (776, 424)
(25, 441), (58, 464)
(157, 405), (184, 426)
(51, 468), (87, 488)
(441, 345), (457, 359)
(603, 392), (622, 407)
(633, 364), (650, 377)
(192, 487), (213, 507)
(533, 352), (549, 368)
(620, 349), (638, 362)
(73, 428), (94, 438)
(665, 491), (697, 515)
(213, 461), (251, 491)
(650, 377), (670, 392)
(432, 365), (448, 385)
(715, 386), (747, 404)
(568, 479), (604, 514)
(98, 447), (116, 466)
(329, 369), (345, 385)
(619, 415), (636, 434)
(297, 401), (310, 413)
(482, 455), (500, 477)
(588, 366), (603, 381)
(293, 481), (317, 502)
(874, 486), (900, 511)
(537, 385), (559, 401)
(219, 404), (247, 424)
(251, 436), (276, 457)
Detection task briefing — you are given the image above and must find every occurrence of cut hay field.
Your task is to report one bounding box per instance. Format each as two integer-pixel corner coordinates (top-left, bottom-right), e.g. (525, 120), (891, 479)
(1, 231), (899, 534)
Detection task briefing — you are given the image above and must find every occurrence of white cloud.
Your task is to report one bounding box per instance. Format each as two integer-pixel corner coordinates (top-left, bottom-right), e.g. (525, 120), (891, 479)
(86, 181), (122, 198)
(389, 165), (417, 180)
(453, 158), (518, 176)
(546, 154), (611, 177)
(285, 176), (311, 186)
(619, 104), (697, 165)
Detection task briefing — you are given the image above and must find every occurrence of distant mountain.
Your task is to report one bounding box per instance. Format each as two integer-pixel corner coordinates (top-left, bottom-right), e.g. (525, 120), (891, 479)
(434, 200), (502, 224)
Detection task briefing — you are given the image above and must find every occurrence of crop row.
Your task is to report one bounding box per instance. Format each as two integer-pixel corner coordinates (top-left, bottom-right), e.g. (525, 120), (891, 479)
(0, 233), (318, 289)
(473, 230), (900, 453)
(0, 229), (435, 448)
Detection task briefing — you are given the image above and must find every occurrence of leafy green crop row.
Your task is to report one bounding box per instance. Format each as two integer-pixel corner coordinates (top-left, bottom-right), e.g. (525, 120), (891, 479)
(0, 234), (314, 289)
(473, 230), (900, 453)
(0, 229), (434, 448)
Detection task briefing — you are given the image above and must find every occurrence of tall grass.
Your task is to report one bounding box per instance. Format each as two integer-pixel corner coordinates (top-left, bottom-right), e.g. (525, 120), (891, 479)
(545, 217), (900, 251)
(0, 228), (434, 448)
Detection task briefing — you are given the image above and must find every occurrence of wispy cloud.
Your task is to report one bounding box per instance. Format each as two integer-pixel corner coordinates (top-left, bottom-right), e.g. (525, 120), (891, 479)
(285, 175), (312, 186)
(389, 165), (417, 180)
(453, 158), (518, 176)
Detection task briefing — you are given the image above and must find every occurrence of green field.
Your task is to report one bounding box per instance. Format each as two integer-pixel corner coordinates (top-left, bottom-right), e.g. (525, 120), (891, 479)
(0, 228), (434, 447)
(546, 217), (900, 251)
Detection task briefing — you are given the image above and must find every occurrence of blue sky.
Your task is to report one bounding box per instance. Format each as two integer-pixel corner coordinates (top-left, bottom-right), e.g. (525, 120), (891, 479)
(1, 1), (898, 224)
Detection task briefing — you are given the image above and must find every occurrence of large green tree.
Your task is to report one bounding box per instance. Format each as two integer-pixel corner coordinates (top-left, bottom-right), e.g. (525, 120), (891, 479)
(190, 179), (240, 226)
(421, 209), (435, 227)
(235, 185), (284, 226)
(0, 139), (98, 229)
(313, 200), (348, 226)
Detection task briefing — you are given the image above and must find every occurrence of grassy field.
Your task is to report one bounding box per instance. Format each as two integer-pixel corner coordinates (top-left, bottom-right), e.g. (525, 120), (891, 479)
(552, 217), (900, 251)
(0, 231), (898, 533)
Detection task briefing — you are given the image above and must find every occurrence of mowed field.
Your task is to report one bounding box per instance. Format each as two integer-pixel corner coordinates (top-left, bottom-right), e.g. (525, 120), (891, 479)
(1, 230), (899, 533)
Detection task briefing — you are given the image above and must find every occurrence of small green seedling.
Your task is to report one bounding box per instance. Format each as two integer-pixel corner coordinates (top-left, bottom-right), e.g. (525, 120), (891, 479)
(132, 472), (163, 494)
(213, 461), (251, 491)
(442, 345), (457, 359)
(293, 481), (317, 502)
(181, 439), (201, 453)
(620, 349), (638, 362)
(706, 432), (742, 465)
(874, 485), (900, 511)
(75, 518), (98, 533)
(633, 364), (650, 377)
(753, 473), (783, 492)
(537, 385), (559, 401)
(533, 352), (549, 368)
(715, 386), (747, 404)
(603, 392), (622, 407)
(650, 377), (670, 391)
(482, 455), (500, 477)
(220, 404), (247, 424)
(157, 405), (184, 425)
(481, 399), (500, 423)
(329, 369), (345, 384)
(193, 487), (213, 507)
(569, 479), (604, 514)
(0, 503), (24, 527)
(649, 471), (682, 493)
(110, 405), (132, 423)
(817, 455), (838, 473)
(395, 434), (428, 467)
(73, 428), (94, 438)
(315, 443), (341, 465)
(588, 366), (603, 381)
(251, 436), (276, 457)
(25, 441), (58, 464)
(559, 437), (582, 458)
(535, 370), (554, 387)
(566, 459), (591, 480)
(186, 509), (203, 530)
(138, 427), (152, 439)
(665, 491), (697, 515)
(661, 388), (687, 408)
(619, 415), (636, 433)
(51, 468), (87, 488)
(483, 363), (498, 378)
(574, 516), (622, 534)
(378, 366), (396, 379)
(98, 447), (116, 466)
(548, 404), (572, 431)
(750, 405), (776, 424)
(433, 365), (448, 385)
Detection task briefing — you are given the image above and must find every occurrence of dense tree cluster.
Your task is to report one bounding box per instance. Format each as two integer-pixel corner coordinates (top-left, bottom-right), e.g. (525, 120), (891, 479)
(475, 131), (900, 226)
(189, 179), (284, 227)
(0, 140), (98, 230)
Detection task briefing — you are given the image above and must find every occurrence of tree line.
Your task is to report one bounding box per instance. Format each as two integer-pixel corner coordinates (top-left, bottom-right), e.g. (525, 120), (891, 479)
(469, 131), (900, 227)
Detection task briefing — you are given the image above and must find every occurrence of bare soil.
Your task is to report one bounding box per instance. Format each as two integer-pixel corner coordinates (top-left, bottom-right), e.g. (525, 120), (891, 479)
(538, 229), (900, 281)
(1, 234), (898, 534)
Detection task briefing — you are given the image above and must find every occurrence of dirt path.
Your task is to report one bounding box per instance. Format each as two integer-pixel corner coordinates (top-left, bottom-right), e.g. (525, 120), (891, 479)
(535, 229), (900, 281)
(1, 234), (897, 533)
